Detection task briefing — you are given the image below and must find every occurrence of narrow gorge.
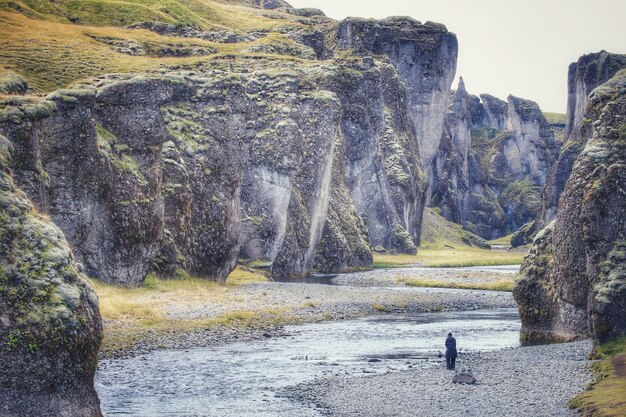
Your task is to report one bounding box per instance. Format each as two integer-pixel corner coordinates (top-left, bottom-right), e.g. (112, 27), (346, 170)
(0, 0), (624, 416)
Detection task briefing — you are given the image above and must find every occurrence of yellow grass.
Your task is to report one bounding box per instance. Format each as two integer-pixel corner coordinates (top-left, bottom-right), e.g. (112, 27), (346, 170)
(488, 233), (514, 246)
(0, 9), (306, 94)
(570, 337), (626, 416)
(90, 265), (267, 353)
(373, 245), (525, 268)
(401, 278), (515, 292)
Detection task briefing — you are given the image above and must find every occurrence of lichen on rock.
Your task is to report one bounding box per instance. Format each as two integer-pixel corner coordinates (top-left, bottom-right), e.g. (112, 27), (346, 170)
(0, 134), (102, 416)
(514, 68), (626, 343)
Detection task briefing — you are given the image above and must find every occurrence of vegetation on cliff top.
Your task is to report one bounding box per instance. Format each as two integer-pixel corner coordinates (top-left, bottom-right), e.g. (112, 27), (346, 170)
(0, 0), (312, 93)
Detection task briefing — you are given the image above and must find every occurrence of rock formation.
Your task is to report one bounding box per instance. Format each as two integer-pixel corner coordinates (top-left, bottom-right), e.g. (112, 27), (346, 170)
(333, 17), (458, 188)
(431, 79), (504, 238)
(0, 135), (103, 416)
(431, 79), (558, 239)
(514, 69), (626, 343)
(0, 15), (458, 284)
(535, 51), (626, 231)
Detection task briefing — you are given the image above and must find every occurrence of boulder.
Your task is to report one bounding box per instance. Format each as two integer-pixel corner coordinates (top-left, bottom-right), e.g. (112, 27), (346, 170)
(452, 373), (477, 384)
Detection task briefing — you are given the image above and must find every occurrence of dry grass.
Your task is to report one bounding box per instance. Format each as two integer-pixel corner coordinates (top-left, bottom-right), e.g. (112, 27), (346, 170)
(90, 265), (268, 353)
(0, 7), (306, 94)
(570, 337), (626, 416)
(488, 233), (514, 246)
(373, 245), (525, 269)
(401, 278), (515, 292)
(0, 0), (301, 31)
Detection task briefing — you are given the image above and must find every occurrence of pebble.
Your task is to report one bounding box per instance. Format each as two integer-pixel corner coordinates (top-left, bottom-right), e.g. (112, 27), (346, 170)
(283, 340), (594, 417)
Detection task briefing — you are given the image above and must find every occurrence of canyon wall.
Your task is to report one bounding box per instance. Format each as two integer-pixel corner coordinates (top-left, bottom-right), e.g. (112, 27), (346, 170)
(334, 17), (458, 190)
(0, 17), (458, 285)
(431, 80), (558, 239)
(514, 69), (626, 343)
(0, 134), (102, 416)
(535, 51), (626, 231)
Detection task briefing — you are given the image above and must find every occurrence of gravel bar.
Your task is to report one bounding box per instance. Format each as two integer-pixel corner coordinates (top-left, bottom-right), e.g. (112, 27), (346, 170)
(284, 340), (594, 417)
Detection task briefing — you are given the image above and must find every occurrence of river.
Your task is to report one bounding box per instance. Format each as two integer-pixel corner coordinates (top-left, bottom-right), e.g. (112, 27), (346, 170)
(96, 306), (521, 416)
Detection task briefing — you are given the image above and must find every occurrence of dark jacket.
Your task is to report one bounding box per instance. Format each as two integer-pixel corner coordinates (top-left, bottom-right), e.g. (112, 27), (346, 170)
(445, 336), (457, 358)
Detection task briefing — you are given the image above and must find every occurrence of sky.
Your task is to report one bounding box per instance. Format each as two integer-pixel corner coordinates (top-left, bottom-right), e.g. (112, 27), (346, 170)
(288, 0), (626, 113)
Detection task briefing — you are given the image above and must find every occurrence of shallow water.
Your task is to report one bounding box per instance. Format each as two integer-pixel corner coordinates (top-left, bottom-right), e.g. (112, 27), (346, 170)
(96, 308), (521, 417)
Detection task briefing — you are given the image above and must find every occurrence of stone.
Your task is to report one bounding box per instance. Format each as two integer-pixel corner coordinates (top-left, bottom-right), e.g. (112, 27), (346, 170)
(0, 135), (103, 416)
(452, 373), (476, 384)
(514, 68), (626, 343)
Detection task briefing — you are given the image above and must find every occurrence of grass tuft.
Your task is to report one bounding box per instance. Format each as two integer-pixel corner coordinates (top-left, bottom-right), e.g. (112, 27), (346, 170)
(570, 337), (626, 416)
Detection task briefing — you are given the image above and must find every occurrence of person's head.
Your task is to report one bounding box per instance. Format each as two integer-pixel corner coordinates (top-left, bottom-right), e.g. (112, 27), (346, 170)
(447, 332), (452, 337)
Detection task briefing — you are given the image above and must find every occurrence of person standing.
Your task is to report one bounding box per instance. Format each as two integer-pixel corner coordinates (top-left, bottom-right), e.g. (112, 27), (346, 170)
(445, 332), (457, 370)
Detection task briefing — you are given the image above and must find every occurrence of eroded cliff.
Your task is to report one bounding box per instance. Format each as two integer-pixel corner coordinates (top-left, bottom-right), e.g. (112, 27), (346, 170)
(514, 69), (626, 343)
(0, 15), (457, 285)
(536, 51), (626, 231)
(431, 80), (558, 239)
(0, 134), (102, 416)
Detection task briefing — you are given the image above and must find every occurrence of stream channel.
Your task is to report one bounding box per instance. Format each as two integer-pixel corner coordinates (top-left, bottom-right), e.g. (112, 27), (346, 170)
(96, 266), (522, 416)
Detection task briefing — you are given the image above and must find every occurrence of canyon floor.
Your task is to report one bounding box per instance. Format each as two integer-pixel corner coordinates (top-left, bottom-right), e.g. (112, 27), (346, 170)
(94, 247), (526, 358)
(94, 247), (594, 417)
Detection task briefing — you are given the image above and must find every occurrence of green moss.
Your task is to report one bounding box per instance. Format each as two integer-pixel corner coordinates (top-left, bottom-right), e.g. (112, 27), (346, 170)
(570, 337), (626, 416)
(0, 135), (100, 355)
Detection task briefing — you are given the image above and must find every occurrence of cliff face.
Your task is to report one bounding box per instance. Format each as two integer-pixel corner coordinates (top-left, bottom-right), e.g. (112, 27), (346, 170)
(0, 71), (344, 284)
(536, 51), (626, 231)
(334, 17), (458, 187)
(514, 69), (626, 343)
(431, 79), (504, 237)
(431, 80), (557, 239)
(0, 15), (457, 284)
(1, 86), (166, 287)
(320, 57), (427, 254)
(0, 135), (102, 416)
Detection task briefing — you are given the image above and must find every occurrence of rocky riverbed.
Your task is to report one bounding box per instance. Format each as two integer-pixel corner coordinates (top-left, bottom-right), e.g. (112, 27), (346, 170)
(284, 340), (593, 417)
(100, 266), (518, 359)
(96, 266), (594, 417)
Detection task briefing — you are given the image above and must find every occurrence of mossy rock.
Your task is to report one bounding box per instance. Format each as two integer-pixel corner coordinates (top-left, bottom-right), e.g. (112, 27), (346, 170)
(0, 135), (102, 416)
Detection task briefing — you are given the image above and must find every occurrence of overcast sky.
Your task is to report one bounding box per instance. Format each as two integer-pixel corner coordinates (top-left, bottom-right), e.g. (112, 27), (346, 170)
(288, 0), (626, 113)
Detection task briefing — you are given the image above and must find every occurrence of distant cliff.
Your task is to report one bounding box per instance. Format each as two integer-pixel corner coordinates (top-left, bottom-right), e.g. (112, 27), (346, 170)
(514, 68), (626, 343)
(431, 79), (558, 239)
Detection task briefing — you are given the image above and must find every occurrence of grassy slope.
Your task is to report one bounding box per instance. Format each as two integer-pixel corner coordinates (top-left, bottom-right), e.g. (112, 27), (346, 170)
(373, 208), (526, 268)
(543, 112), (566, 125)
(488, 232), (514, 246)
(0, 1), (305, 93)
(570, 337), (626, 416)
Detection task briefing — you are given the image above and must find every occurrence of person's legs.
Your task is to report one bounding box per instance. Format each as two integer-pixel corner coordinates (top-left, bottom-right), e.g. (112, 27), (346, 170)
(451, 357), (456, 370)
(446, 358), (451, 369)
